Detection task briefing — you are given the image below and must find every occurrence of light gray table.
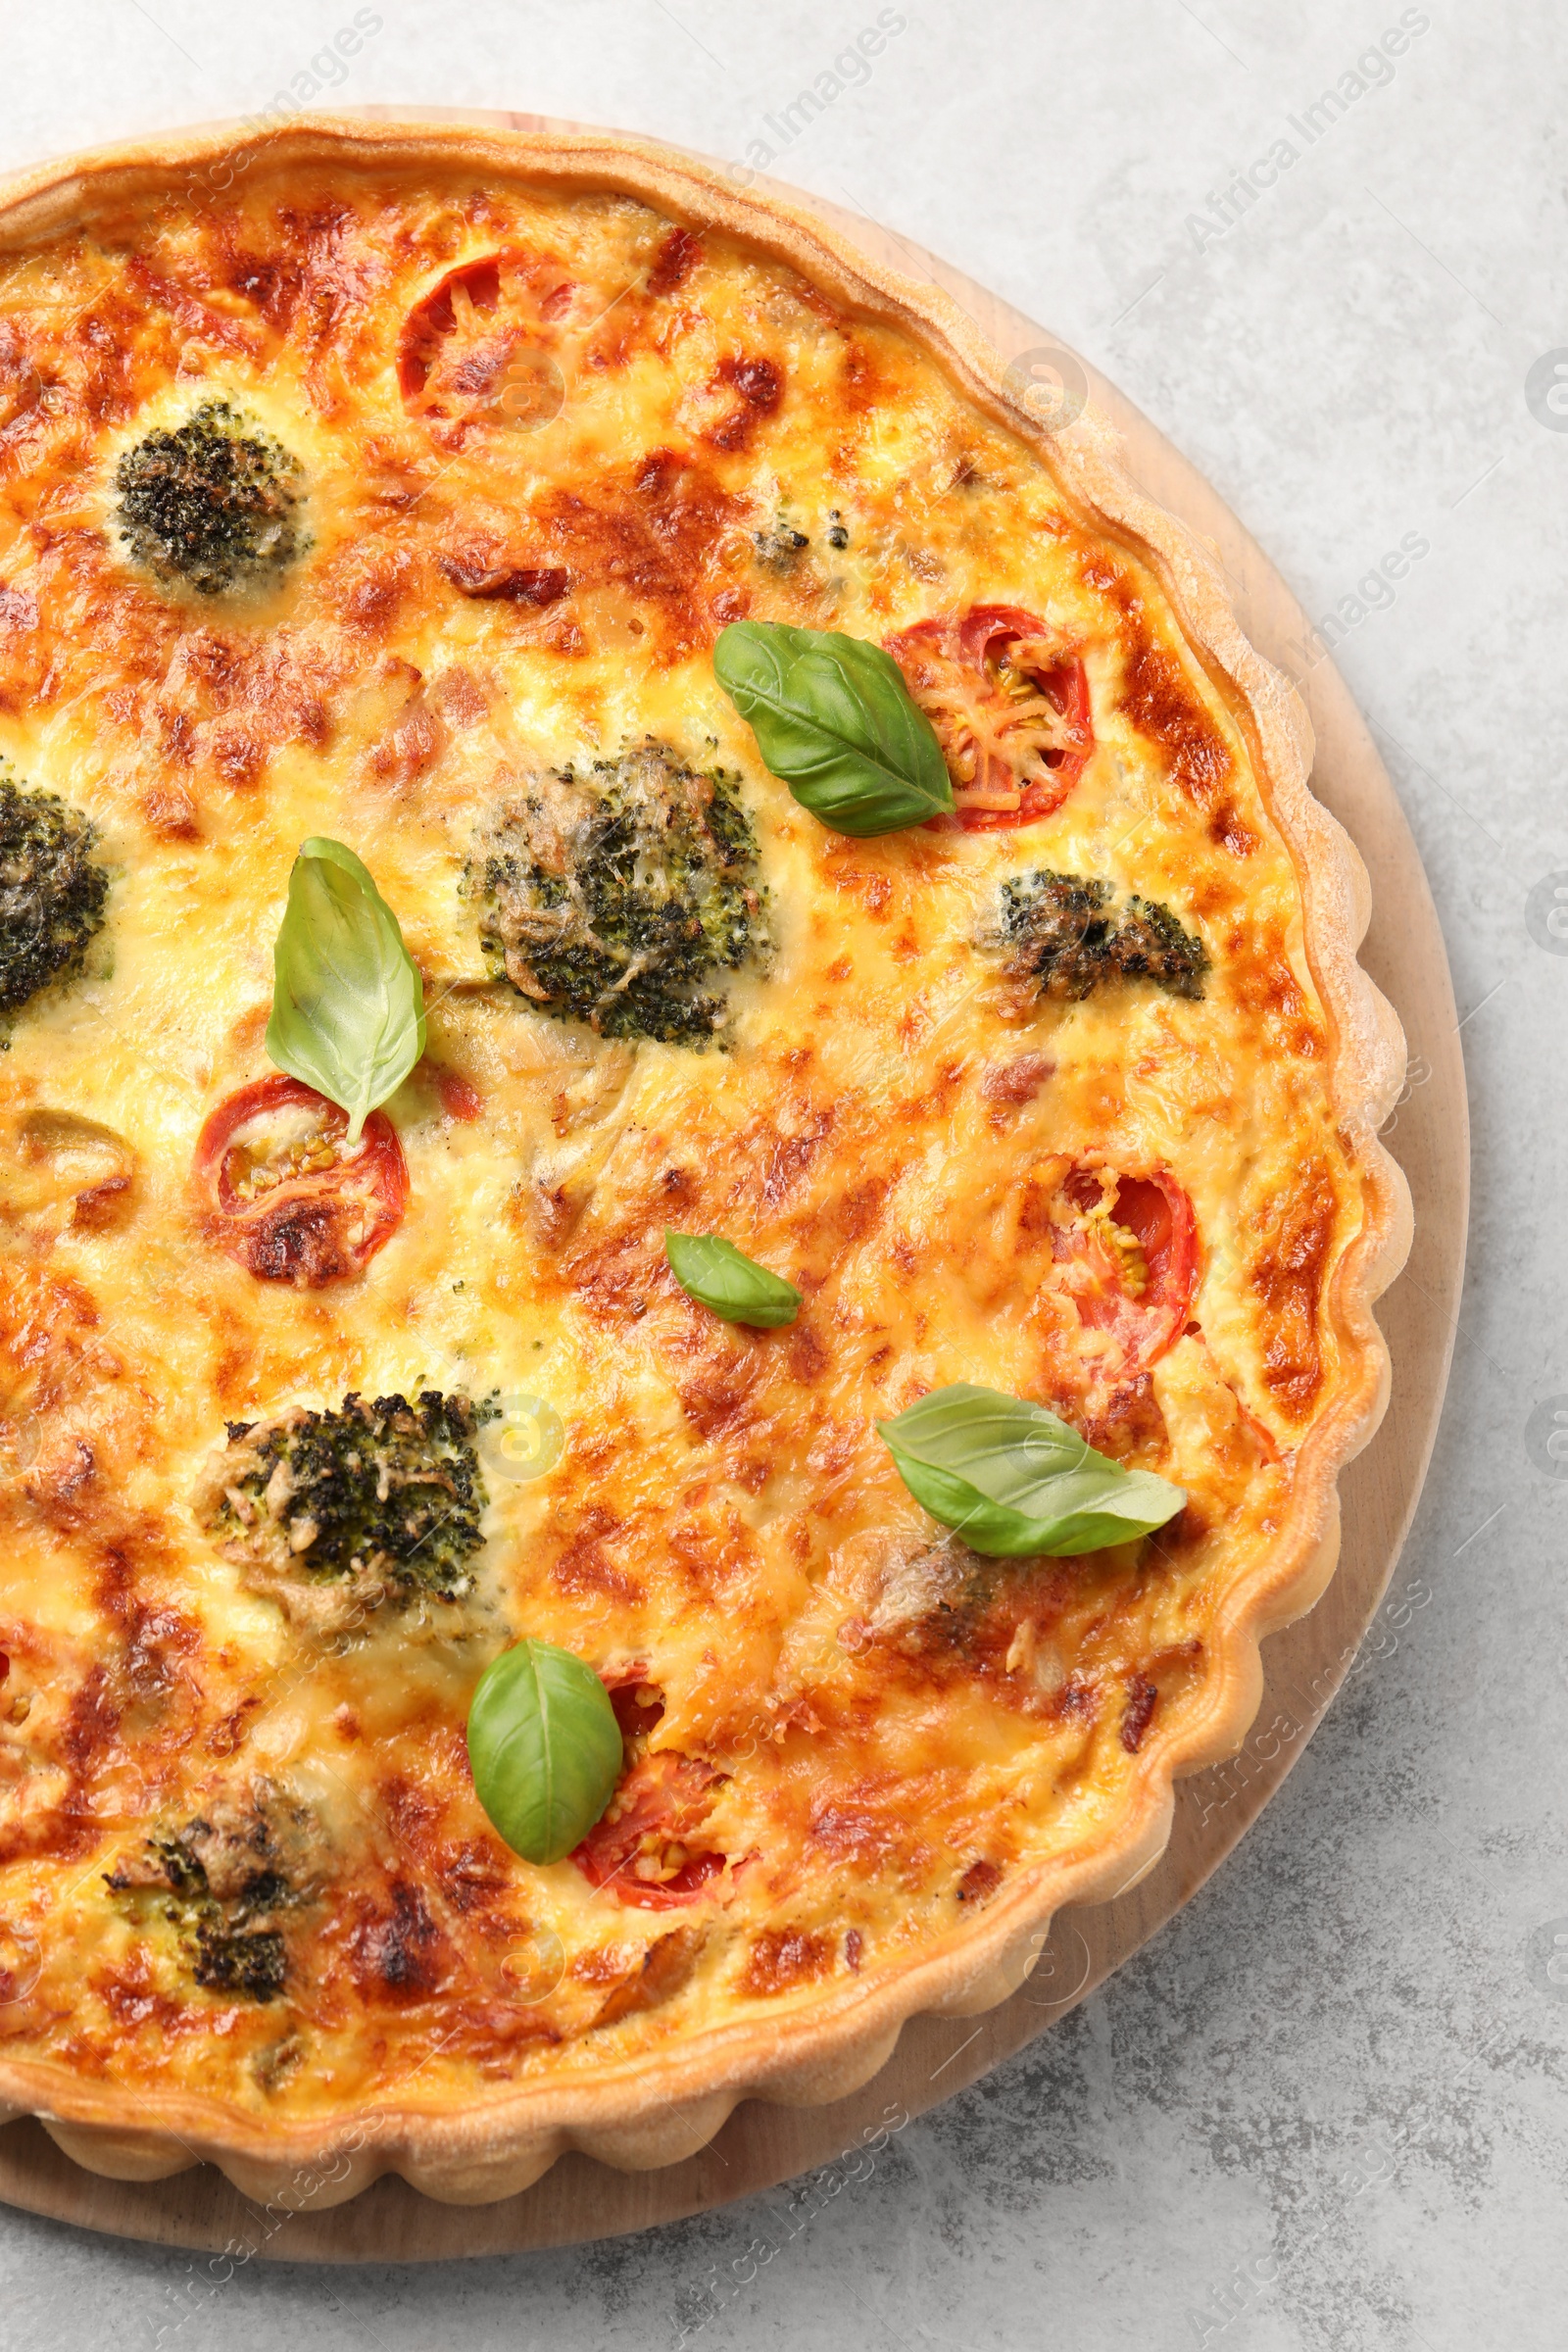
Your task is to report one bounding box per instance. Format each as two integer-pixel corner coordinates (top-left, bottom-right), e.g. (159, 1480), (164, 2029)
(1, 5), (1561, 2347)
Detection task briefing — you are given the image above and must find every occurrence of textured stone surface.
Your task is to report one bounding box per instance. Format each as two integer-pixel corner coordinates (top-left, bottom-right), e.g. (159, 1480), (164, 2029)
(1, 4), (1560, 2346)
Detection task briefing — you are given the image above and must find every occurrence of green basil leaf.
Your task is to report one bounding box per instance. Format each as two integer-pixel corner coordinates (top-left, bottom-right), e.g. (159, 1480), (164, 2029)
(265, 836), (426, 1141)
(665, 1231), (802, 1328)
(466, 1639), (623, 1866)
(713, 619), (954, 837)
(877, 1382), (1184, 1556)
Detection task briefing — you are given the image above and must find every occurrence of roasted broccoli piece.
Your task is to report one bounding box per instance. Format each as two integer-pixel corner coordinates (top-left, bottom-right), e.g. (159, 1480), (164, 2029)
(0, 769), (109, 1016)
(193, 1924), (287, 2001)
(997, 870), (1115, 1000)
(468, 742), (766, 1047)
(1109, 895), (1211, 998)
(197, 1391), (491, 1632)
(997, 869), (1207, 1002)
(113, 398), (305, 596)
(106, 1792), (320, 2003)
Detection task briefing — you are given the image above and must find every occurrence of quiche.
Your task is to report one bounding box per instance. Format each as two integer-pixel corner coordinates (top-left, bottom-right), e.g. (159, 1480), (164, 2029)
(0, 120), (1409, 2205)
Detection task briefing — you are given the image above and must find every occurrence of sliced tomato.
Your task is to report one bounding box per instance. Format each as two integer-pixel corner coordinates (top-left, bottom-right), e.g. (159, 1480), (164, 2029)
(1053, 1165), (1198, 1374)
(433, 1066), (483, 1122)
(192, 1075), (408, 1287)
(885, 603), (1094, 831)
(601, 1666), (666, 1748)
(571, 1751), (728, 1911)
(399, 255), (502, 401)
(398, 250), (573, 427)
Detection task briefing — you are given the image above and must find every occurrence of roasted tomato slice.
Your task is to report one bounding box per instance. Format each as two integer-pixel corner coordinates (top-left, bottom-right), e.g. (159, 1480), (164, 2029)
(193, 1074), (409, 1288)
(1053, 1165), (1198, 1373)
(398, 250), (573, 430)
(571, 1751), (728, 1911)
(603, 1666), (667, 1748)
(886, 603), (1094, 830)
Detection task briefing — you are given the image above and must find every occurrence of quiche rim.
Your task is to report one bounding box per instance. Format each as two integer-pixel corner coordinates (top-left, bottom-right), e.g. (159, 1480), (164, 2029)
(0, 114), (1414, 2208)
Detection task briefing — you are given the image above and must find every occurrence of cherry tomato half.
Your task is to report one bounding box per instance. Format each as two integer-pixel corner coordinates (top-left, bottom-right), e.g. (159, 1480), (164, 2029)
(397, 250), (573, 429)
(1054, 1164), (1199, 1374)
(192, 1074), (409, 1288)
(571, 1750), (728, 1911)
(886, 603), (1094, 831)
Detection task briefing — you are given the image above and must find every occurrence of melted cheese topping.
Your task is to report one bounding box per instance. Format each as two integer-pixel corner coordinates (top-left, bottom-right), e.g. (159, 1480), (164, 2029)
(0, 165), (1363, 2121)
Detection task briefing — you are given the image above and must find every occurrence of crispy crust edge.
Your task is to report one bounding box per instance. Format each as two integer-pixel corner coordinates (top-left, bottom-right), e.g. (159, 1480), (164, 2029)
(0, 114), (1414, 2205)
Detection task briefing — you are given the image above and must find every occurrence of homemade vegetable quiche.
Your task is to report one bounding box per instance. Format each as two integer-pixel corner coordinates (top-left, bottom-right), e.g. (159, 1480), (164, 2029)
(0, 120), (1409, 2204)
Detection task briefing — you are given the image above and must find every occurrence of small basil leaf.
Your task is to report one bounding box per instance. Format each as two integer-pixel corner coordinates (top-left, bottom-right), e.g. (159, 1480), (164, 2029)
(713, 619), (954, 837)
(466, 1639), (623, 1866)
(877, 1381), (1184, 1556)
(665, 1231), (802, 1328)
(265, 836), (426, 1141)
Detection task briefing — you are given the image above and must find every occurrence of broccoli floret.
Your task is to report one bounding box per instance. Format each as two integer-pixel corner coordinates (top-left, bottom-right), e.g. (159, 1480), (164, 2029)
(114, 398), (305, 596)
(468, 742), (766, 1047)
(194, 1930), (286, 2001)
(0, 769), (109, 1016)
(1109, 895), (1211, 999)
(997, 869), (1207, 1003)
(198, 1391), (491, 1630)
(106, 1794), (319, 2004)
(997, 870), (1114, 1000)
